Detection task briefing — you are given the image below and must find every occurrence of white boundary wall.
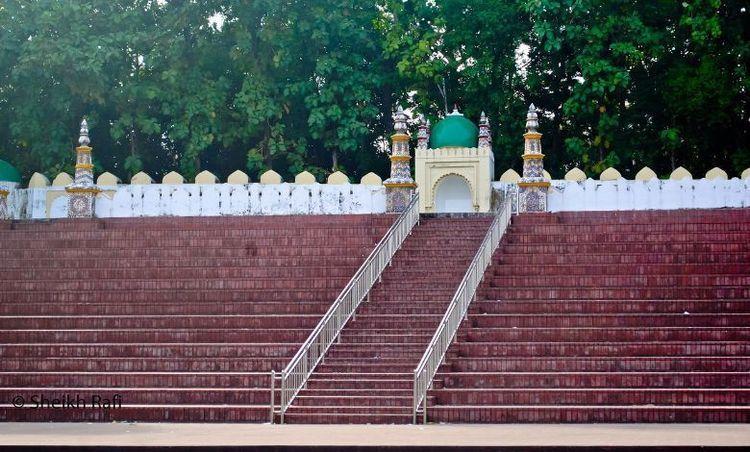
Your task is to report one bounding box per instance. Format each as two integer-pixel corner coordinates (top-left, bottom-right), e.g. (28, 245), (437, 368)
(10, 183), (386, 219)
(547, 178), (750, 211)
(9, 177), (750, 219)
(493, 178), (750, 212)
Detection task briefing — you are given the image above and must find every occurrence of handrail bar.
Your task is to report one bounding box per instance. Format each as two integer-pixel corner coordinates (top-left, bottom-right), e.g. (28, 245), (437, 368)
(275, 193), (420, 422)
(412, 199), (512, 423)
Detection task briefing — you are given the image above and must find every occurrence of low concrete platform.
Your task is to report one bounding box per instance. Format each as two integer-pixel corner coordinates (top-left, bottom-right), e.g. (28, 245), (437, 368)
(0, 423), (749, 450)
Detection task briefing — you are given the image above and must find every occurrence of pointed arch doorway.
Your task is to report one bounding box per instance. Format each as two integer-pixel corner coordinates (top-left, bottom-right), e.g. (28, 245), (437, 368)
(434, 174), (473, 213)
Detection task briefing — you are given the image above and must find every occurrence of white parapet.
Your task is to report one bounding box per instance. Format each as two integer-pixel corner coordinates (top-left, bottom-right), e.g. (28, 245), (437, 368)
(327, 171), (350, 185)
(564, 168), (586, 182)
(15, 182), (387, 219)
(259, 170), (282, 184)
(227, 170), (250, 184)
(360, 172), (382, 186)
(195, 170), (219, 184)
(131, 172), (153, 184)
(539, 178), (750, 212)
(162, 171), (184, 184)
(294, 171), (316, 184)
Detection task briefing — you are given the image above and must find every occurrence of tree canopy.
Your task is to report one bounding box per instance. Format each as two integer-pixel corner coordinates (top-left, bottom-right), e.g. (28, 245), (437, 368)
(0, 0), (747, 182)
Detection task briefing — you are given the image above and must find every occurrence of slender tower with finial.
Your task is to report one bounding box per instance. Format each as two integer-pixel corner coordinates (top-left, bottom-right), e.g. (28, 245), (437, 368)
(66, 118), (100, 218)
(383, 105), (417, 212)
(478, 111), (491, 150)
(0, 185), (9, 220)
(416, 115), (430, 151)
(517, 104), (550, 212)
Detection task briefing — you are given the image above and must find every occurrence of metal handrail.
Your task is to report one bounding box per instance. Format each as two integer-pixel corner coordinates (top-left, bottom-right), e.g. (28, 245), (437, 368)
(275, 193), (421, 422)
(412, 199), (513, 423)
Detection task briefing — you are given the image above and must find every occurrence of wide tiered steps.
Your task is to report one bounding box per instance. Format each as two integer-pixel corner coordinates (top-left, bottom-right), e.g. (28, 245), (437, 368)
(0, 215), (392, 422)
(427, 208), (750, 423)
(283, 215), (492, 424)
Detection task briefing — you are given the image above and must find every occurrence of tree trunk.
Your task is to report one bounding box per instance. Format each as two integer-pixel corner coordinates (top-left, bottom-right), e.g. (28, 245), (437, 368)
(130, 125), (138, 158)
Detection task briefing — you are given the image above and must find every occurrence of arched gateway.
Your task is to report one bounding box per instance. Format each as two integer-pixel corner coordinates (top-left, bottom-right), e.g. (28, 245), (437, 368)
(434, 174), (473, 212)
(414, 108), (494, 213)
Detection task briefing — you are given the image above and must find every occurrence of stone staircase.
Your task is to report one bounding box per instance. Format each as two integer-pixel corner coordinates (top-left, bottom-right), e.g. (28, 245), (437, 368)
(0, 215), (393, 422)
(427, 208), (750, 422)
(3, 208), (748, 424)
(283, 215), (492, 424)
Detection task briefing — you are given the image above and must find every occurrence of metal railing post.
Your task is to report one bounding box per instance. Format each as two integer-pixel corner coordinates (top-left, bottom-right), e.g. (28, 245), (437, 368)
(269, 370), (276, 423)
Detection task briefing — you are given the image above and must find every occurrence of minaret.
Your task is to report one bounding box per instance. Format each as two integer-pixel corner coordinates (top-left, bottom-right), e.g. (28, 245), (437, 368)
(383, 105), (416, 212)
(478, 111), (491, 150)
(416, 115), (430, 151)
(66, 118), (100, 218)
(517, 104), (550, 212)
(0, 187), (8, 220)
(0, 159), (19, 220)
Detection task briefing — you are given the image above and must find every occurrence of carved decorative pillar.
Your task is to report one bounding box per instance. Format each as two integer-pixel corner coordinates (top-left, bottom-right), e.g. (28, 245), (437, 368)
(416, 115), (430, 151)
(384, 106), (416, 212)
(0, 187), (9, 220)
(517, 104), (550, 212)
(66, 119), (100, 218)
(478, 111), (491, 150)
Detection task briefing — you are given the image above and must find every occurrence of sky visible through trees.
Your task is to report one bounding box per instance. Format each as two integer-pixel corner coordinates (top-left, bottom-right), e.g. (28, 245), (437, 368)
(0, 0), (747, 182)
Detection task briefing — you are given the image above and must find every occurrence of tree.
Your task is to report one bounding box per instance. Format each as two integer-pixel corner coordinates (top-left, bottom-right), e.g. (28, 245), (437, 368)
(522, 0), (748, 177)
(0, 1), (747, 182)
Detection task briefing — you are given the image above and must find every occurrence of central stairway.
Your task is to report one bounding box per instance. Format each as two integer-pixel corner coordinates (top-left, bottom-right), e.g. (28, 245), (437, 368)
(283, 215), (492, 424)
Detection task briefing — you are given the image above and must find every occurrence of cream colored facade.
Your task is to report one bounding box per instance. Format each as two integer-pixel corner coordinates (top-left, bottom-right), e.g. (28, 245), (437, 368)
(415, 146), (494, 213)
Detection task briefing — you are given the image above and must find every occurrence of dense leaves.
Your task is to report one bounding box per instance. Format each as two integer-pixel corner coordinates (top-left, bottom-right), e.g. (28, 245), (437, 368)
(522, 0), (749, 177)
(0, 0), (747, 182)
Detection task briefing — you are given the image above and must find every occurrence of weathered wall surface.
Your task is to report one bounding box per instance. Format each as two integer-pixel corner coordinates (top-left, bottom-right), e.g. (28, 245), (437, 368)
(547, 178), (750, 212)
(493, 178), (750, 212)
(14, 183), (386, 219)
(12, 179), (750, 218)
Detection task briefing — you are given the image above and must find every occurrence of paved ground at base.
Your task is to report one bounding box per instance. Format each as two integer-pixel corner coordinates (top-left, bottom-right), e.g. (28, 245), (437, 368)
(0, 423), (749, 448)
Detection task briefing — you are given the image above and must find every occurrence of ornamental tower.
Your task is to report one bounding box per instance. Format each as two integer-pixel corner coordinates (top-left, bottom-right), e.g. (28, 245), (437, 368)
(66, 118), (100, 218)
(0, 160), (21, 220)
(478, 111), (491, 150)
(383, 105), (416, 212)
(416, 115), (430, 151)
(0, 187), (7, 220)
(517, 104), (550, 212)
(0, 159), (21, 220)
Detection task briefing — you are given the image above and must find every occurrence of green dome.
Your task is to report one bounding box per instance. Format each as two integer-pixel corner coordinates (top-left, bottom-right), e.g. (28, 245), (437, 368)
(0, 159), (21, 183)
(429, 110), (479, 149)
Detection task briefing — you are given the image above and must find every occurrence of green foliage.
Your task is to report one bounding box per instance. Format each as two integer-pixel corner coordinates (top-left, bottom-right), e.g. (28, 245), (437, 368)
(0, 0), (747, 182)
(519, 0), (747, 176)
